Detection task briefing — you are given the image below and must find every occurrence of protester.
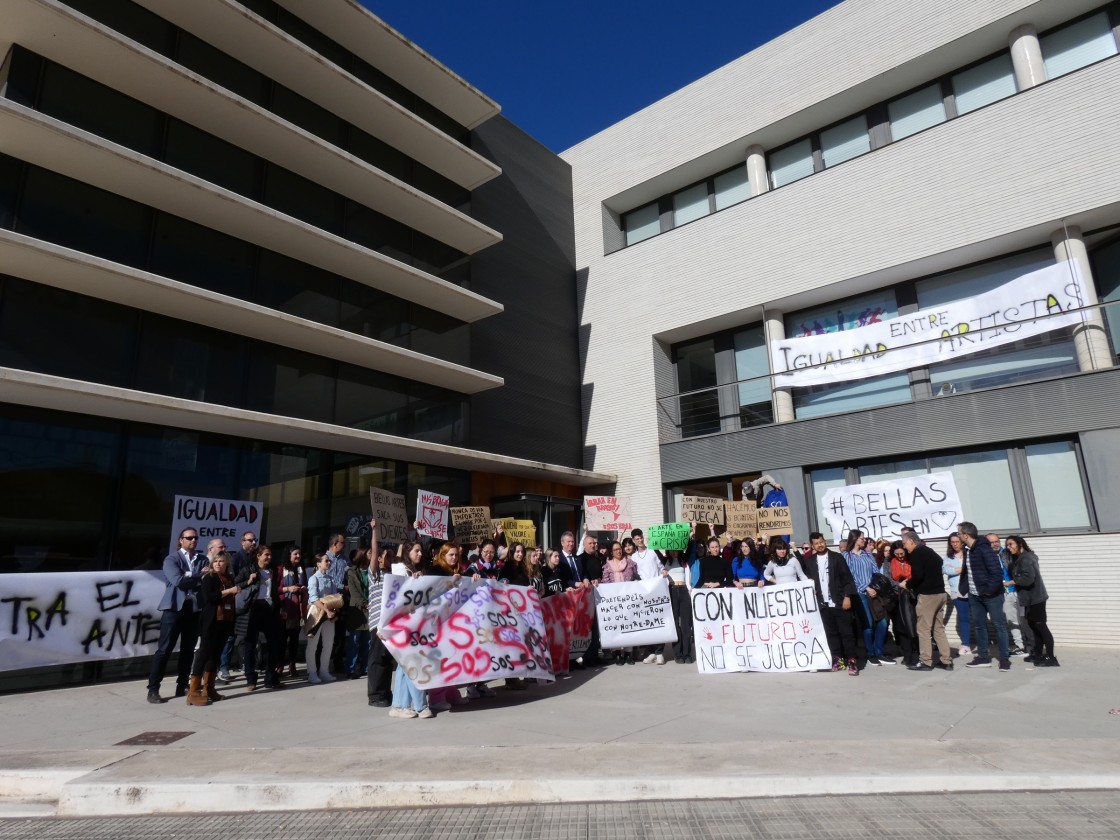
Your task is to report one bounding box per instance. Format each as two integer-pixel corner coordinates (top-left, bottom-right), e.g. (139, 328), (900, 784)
(306, 552), (339, 684)
(557, 531), (586, 590)
(731, 538), (765, 587)
(276, 545), (308, 679)
(236, 544), (284, 691)
(425, 543), (469, 710)
(803, 532), (860, 675)
(991, 533), (1029, 656)
(958, 521), (1011, 671)
(1005, 536), (1057, 667)
(888, 540), (919, 667)
(363, 522), (395, 706)
(900, 532), (952, 671)
(344, 548), (373, 680)
(385, 540), (432, 717)
(942, 533), (971, 656)
(542, 549), (567, 596)
(188, 550), (239, 706)
(843, 529), (885, 665)
(763, 537), (808, 585)
(658, 539), (696, 664)
(526, 545), (546, 596)
(601, 540), (639, 665)
(147, 528), (206, 703)
(323, 532), (350, 673)
(499, 542), (531, 586)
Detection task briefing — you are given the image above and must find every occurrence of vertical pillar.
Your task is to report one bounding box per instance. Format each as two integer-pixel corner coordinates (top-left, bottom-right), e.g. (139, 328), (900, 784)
(746, 145), (769, 197)
(1052, 225), (1113, 371)
(764, 310), (795, 422)
(1009, 24), (1046, 90)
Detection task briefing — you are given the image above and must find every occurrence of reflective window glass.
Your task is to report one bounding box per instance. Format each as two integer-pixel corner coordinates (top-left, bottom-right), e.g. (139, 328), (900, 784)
(713, 166), (750, 210)
(1025, 441), (1091, 529)
(1041, 12), (1118, 79)
(888, 84), (946, 140)
(820, 116), (870, 167)
(952, 53), (1017, 115)
(673, 182), (710, 227)
(624, 203), (661, 246)
(769, 138), (814, 188)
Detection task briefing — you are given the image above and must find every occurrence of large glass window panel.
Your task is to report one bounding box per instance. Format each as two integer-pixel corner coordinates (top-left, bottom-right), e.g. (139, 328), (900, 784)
(952, 53), (1017, 115)
(408, 383), (467, 446)
(0, 155), (23, 230)
(334, 363), (407, 436)
(624, 203), (660, 246)
(769, 138), (814, 188)
(713, 166), (749, 210)
(149, 212), (255, 300)
(675, 338), (719, 437)
(733, 325), (773, 428)
(1041, 12), (1118, 80)
(255, 251), (340, 328)
(820, 116), (870, 167)
(263, 165), (342, 235)
(1093, 237), (1120, 358)
(175, 32), (270, 105)
(1025, 441), (1091, 529)
(929, 450), (1019, 532)
(165, 118), (262, 199)
(672, 182), (710, 227)
(888, 84), (946, 140)
(859, 460), (928, 482)
(916, 250), (1052, 307)
(343, 200), (413, 265)
(247, 344), (336, 424)
(810, 468), (846, 535)
(134, 314), (246, 407)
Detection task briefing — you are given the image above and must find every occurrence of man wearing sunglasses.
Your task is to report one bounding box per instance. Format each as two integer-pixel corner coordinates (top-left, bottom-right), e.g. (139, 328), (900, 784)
(146, 528), (208, 703)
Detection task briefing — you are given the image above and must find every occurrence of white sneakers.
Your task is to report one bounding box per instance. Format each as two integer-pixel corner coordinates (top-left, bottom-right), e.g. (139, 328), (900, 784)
(959, 646), (971, 656)
(389, 707), (418, 719)
(653, 654), (665, 665)
(307, 672), (322, 685)
(417, 707), (435, 718)
(643, 653), (658, 664)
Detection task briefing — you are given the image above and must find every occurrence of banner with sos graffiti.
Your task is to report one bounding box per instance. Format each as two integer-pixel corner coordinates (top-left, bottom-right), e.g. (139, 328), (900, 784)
(377, 574), (555, 690)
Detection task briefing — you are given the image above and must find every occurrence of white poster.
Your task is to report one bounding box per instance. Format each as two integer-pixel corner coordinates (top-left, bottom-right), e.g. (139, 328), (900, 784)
(377, 575), (553, 689)
(820, 471), (963, 542)
(0, 571), (167, 672)
(691, 581), (832, 673)
(583, 495), (634, 533)
(770, 261), (1088, 388)
(595, 578), (676, 648)
(169, 495), (263, 554)
(415, 490), (450, 540)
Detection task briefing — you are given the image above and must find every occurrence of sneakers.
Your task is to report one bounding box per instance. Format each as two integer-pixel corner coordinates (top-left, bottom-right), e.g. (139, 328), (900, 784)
(388, 707), (418, 719)
(476, 683), (497, 697)
(218, 670), (233, 684)
(965, 657), (992, 668)
(1040, 655), (1060, 667)
(1009, 647), (1026, 657)
(830, 657), (844, 672)
(319, 672), (336, 683)
(146, 692), (164, 704)
(958, 646), (971, 656)
(867, 655), (882, 666)
(430, 701), (452, 712)
(998, 658), (1011, 672)
(643, 653), (658, 664)
(307, 672), (322, 685)
(465, 685), (481, 699)
(847, 658), (859, 676)
(878, 657), (897, 665)
(907, 662), (934, 671)
(653, 654), (665, 665)
(417, 707), (435, 718)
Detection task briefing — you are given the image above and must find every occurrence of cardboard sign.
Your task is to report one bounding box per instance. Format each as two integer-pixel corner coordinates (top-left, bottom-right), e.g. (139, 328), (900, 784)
(378, 575), (554, 689)
(723, 501), (759, 537)
(757, 506), (793, 538)
(820, 472), (963, 542)
(451, 506), (491, 545)
(505, 520), (537, 548)
(169, 495), (262, 554)
(584, 496), (634, 533)
(647, 522), (690, 552)
(0, 571), (166, 671)
(415, 490), (450, 540)
(692, 580), (831, 673)
(595, 578), (676, 649)
(369, 488), (410, 544)
(680, 495), (726, 525)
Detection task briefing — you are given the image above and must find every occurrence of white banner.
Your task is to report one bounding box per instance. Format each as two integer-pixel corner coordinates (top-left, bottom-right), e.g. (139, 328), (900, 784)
(0, 571), (166, 672)
(377, 575), (553, 689)
(821, 471), (963, 542)
(595, 578), (676, 648)
(692, 581), (831, 673)
(770, 261), (1088, 388)
(170, 495), (263, 554)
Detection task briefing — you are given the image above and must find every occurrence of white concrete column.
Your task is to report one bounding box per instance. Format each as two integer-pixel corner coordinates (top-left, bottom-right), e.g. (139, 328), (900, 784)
(746, 145), (769, 197)
(1051, 225), (1113, 371)
(1009, 24), (1046, 90)
(764, 310), (795, 423)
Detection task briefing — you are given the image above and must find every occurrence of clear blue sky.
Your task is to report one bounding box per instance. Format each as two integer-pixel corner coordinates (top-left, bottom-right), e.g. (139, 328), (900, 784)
(362, 2), (843, 153)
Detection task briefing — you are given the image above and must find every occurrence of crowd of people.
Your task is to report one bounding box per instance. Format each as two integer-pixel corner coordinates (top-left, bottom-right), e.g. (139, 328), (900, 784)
(144, 503), (1057, 711)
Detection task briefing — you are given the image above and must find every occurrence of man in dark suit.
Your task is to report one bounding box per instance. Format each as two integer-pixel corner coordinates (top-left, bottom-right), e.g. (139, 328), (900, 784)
(802, 531), (860, 675)
(557, 530), (586, 590)
(576, 532), (603, 665)
(146, 528), (207, 703)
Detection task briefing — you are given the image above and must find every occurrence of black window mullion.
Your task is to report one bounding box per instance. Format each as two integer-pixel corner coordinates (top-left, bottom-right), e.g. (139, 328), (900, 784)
(707, 178), (717, 215)
(867, 103), (891, 149)
(658, 195), (673, 234)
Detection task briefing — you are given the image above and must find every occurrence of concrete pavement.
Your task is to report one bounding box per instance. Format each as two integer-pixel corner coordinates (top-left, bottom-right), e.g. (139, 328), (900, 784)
(2, 648), (1119, 816)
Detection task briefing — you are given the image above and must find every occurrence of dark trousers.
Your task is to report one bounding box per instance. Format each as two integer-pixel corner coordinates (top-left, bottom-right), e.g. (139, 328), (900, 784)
(192, 620), (233, 676)
(146, 607), (199, 694)
(1026, 601), (1055, 657)
(821, 604), (859, 662)
(241, 601), (280, 686)
(366, 634), (395, 702)
(669, 584), (693, 660)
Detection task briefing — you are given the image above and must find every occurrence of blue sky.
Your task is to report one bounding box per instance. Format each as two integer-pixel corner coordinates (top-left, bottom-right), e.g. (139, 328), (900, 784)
(362, 2), (842, 153)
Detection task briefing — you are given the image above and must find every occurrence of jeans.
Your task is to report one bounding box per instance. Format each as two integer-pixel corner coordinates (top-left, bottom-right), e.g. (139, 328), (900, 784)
(946, 597), (971, 648)
(345, 628), (371, 675)
(391, 667), (426, 711)
(218, 633), (236, 673)
(969, 592), (1009, 661)
(857, 592), (888, 657)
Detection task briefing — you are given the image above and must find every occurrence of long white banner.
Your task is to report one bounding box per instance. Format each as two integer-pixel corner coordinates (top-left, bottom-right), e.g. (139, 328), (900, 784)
(595, 578), (676, 648)
(0, 571), (166, 672)
(692, 581), (831, 673)
(820, 472), (963, 542)
(770, 261), (1087, 388)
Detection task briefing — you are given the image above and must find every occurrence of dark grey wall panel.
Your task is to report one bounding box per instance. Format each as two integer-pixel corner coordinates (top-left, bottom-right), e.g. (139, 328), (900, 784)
(467, 117), (583, 468)
(661, 367), (1120, 484)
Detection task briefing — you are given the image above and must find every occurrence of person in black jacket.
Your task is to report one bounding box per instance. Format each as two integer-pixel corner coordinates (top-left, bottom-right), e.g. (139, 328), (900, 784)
(900, 532), (952, 671)
(959, 521), (1010, 670)
(802, 532), (860, 675)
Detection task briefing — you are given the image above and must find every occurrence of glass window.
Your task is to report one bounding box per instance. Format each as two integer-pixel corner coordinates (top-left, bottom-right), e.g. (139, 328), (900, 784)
(255, 251), (340, 327)
(713, 166), (749, 210)
(819, 116), (870, 168)
(888, 84), (946, 141)
(175, 32), (270, 106)
(733, 325), (773, 428)
(263, 165), (342, 235)
(785, 290), (910, 419)
(810, 468), (846, 533)
(624, 203), (660, 246)
(675, 338), (719, 438)
(952, 53), (1017, 115)
(1041, 12), (1118, 80)
(928, 450), (1019, 532)
(1025, 441), (1091, 529)
(247, 344), (336, 425)
(1092, 237), (1120, 359)
(134, 314), (246, 407)
(165, 118), (262, 199)
(769, 138), (814, 188)
(149, 212), (255, 300)
(672, 182), (710, 227)
(859, 460), (928, 482)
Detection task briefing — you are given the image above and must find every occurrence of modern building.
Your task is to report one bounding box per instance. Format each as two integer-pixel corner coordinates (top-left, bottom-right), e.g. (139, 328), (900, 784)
(0, 0), (611, 604)
(564, 0), (1120, 646)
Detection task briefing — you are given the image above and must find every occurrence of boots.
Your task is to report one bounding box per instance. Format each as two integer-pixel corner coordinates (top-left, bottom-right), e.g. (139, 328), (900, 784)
(187, 674), (211, 706)
(204, 672), (223, 702)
